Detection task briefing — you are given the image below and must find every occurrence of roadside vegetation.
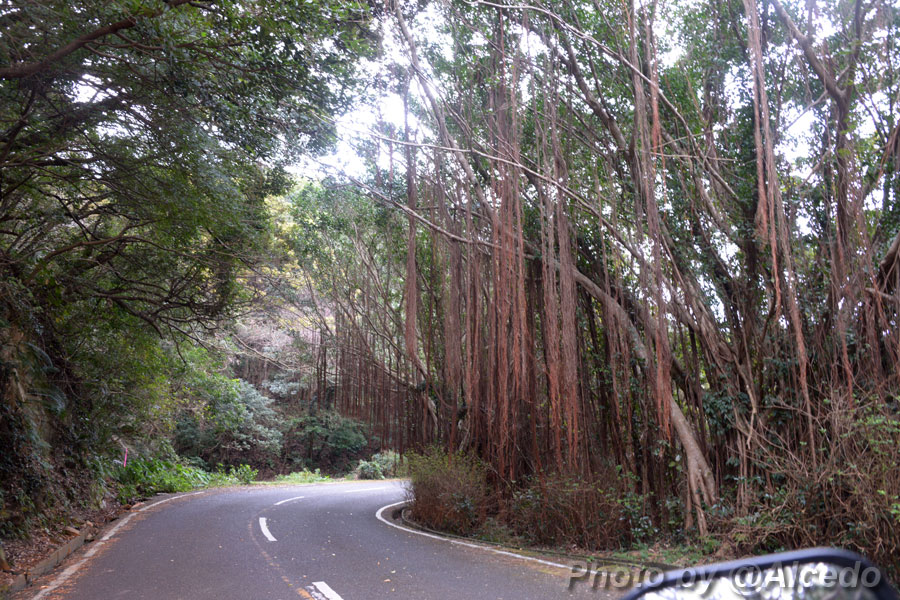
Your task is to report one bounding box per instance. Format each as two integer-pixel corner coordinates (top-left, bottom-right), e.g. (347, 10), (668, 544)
(355, 451), (404, 480)
(3, 0), (900, 584)
(113, 458), (252, 504)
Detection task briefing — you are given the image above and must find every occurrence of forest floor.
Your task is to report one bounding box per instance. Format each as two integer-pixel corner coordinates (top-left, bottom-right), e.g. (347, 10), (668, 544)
(609, 541), (735, 569)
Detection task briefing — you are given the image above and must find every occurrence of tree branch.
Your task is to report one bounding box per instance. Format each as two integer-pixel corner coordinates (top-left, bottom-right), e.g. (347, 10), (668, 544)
(0, 0), (196, 80)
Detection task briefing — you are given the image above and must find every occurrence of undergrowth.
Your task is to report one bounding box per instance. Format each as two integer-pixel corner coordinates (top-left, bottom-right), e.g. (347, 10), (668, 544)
(114, 458), (257, 503)
(509, 472), (631, 549)
(355, 450), (403, 480)
(406, 447), (487, 536)
(268, 469), (333, 485)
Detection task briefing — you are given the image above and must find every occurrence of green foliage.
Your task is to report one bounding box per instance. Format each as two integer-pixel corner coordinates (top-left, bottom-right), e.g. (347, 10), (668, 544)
(281, 411), (369, 474)
(722, 402), (900, 576)
(228, 464), (258, 485)
(355, 450), (402, 480)
(114, 458), (216, 504)
(0, 0), (377, 542)
(620, 490), (659, 543)
(282, 182), (407, 327)
(406, 447), (487, 536)
(0, 321), (69, 539)
(474, 517), (523, 547)
(271, 469), (332, 485)
(113, 458), (262, 504)
(355, 459), (384, 480)
(174, 373), (282, 470)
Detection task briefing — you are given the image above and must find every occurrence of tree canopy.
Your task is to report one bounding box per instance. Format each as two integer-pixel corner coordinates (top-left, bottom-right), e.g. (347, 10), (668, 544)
(0, 0), (375, 335)
(0, 0), (376, 541)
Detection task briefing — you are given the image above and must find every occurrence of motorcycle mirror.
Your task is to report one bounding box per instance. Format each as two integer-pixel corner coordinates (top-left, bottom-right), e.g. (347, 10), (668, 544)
(620, 548), (898, 600)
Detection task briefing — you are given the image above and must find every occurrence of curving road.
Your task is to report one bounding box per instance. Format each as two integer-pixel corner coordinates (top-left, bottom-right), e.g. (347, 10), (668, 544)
(19, 480), (621, 600)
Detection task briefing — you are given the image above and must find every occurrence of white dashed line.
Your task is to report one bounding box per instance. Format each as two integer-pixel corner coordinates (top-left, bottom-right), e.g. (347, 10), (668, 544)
(311, 581), (345, 600)
(274, 495), (305, 506)
(258, 517), (277, 542)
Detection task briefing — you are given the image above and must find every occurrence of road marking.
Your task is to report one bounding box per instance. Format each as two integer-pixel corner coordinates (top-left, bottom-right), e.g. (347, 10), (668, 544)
(311, 581), (345, 600)
(376, 501), (572, 572)
(31, 558), (90, 600)
(83, 541), (104, 557)
(137, 490), (204, 512)
(100, 513), (136, 541)
(29, 490), (204, 599)
(258, 517), (277, 542)
(343, 486), (392, 494)
(274, 495), (305, 506)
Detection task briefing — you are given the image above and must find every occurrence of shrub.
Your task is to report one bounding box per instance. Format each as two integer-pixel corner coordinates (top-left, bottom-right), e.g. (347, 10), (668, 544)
(475, 516), (522, 546)
(728, 402), (900, 577)
(406, 447), (487, 536)
(114, 457), (212, 503)
(174, 377), (282, 470)
(509, 472), (630, 548)
(228, 463), (258, 485)
(372, 450), (402, 477)
(113, 456), (265, 503)
(356, 459), (383, 480)
(272, 469), (331, 484)
(355, 450), (402, 480)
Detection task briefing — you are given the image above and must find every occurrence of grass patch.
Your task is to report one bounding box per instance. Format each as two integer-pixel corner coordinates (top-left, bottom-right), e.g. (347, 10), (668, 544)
(609, 541), (717, 568)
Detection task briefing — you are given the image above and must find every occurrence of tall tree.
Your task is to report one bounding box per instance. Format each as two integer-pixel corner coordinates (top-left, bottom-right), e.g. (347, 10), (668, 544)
(293, 0), (900, 569)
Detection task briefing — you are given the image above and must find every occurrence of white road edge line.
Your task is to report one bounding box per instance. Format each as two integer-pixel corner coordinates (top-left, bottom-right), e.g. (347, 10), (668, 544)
(100, 490), (207, 542)
(100, 513), (135, 541)
(31, 557), (89, 600)
(343, 486), (391, 494)
(30, 490), (204, 599)
(375, 501), (572, 572)
(258, 517), (277, 542)
(83, 541), (104, 558)
(312, 581), (345, 600)
(138, 490), (204, 512)
(274, 495), (305, 506)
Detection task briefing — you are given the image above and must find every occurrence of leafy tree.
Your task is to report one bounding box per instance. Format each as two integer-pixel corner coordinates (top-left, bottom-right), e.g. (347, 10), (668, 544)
(174, 371), (283, 470)
(0, 0), (377, 538)
(1, 0), (376, 336)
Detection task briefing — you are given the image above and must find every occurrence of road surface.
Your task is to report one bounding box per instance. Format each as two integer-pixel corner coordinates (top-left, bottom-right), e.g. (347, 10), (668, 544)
(19, 480), (623, 599)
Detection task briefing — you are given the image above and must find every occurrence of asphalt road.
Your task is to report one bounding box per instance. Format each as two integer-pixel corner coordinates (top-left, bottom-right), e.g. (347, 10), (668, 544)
(19, 480), (623, 600)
